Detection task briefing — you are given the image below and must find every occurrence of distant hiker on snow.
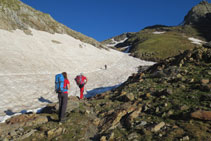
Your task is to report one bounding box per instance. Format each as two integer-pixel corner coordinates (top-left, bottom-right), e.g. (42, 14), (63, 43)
(75, 73), (88, 99)
(105, 64), (107, 70)
(55, 72), (70, 122)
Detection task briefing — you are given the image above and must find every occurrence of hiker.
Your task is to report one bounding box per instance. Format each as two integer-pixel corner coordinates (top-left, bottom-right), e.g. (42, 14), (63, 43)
(75, 73), (88, 99)
(105, 64), (107, 70)
(55, 72), (70, 122)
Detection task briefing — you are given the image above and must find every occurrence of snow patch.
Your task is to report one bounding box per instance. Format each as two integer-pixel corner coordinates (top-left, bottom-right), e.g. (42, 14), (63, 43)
(153, 31), (166, 34)
(106, 38), (128, 47)
(188, 37), (206, 45)
(122, 45), (132, 53)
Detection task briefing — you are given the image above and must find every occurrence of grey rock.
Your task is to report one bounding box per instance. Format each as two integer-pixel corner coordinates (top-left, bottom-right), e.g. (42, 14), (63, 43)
(207, 71), (211, 75)
(3, 138), (9, 141)
(167, 110), (174, 116)
(18, 127), (24, 132)
(128, 132), (139, 140)
(151, 122), (165, 132)
(180, 105), (189, 111)
(9, 130), (17, 136)
(20, 129), (36, 140)
(140, 121), (147, 126)
(155, 107), (160, 113)
(203, 41), (211, 49)
(152, 71), (166, 78)
(119, 93), (135, 102)
(47, 127), (63, 138)
(180, 136), (190, 141)
(162, 88), (173, 95)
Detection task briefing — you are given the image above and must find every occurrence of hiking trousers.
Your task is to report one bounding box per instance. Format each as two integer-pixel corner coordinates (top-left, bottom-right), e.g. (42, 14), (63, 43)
(80, 86), (84, 99)
(79, 84), (85, 99)
(58, 93), (68, 121)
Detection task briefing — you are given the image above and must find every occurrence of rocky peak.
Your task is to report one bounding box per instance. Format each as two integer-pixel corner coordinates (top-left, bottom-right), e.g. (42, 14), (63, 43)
(183, 1), (211, 25)
(199, 0), (209, 5)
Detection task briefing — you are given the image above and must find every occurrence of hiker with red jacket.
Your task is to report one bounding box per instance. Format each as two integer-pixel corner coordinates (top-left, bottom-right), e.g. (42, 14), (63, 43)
(55, 72), (70, 122)
(75, 73), (88, 99)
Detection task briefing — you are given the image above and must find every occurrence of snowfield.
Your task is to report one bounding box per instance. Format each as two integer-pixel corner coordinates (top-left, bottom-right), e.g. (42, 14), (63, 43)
(0, 29), (155, 122)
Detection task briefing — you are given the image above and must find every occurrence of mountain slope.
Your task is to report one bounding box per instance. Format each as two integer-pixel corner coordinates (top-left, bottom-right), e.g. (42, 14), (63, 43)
(0, 0), (155, 121)
(102, 2), (211, 61)
(102, 26), (200, 61)
(0, 0), (103, 48)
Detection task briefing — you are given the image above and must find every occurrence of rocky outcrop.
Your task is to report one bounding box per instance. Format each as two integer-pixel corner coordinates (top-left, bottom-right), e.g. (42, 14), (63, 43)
(183, 1), (211, 41)
(183, 1), (211, 25)
(102, 32), (134, 46)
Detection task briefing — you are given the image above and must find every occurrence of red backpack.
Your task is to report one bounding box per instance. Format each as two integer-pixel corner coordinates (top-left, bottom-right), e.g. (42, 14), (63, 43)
(75, 75), (85, 86)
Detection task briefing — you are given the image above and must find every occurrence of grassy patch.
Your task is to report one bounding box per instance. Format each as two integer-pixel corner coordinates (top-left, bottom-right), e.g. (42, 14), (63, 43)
(130, 31), (196, 61)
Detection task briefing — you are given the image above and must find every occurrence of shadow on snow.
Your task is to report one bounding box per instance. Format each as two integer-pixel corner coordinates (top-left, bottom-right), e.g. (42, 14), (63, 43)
(84, 84), (121, 98)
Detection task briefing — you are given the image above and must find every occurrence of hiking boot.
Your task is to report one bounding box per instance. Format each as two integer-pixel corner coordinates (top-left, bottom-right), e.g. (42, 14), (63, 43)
(59, 117), (67, 123)
(59, 119), (66, 123)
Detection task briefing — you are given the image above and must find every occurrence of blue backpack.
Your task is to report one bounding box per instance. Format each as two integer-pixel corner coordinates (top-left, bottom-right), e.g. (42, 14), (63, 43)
(55, 74), (68, 93)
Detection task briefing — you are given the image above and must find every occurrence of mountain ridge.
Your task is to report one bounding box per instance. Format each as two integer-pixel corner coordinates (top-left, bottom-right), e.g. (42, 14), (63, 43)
(0, 0), (104, 48)
(102, 1), (211, 61)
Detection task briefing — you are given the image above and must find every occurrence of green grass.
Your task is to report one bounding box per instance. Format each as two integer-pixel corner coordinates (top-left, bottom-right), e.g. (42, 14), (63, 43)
(130, 31), (196, 61)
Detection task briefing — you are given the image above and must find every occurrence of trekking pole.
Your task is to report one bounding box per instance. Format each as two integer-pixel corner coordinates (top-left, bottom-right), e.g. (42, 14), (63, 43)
(85, 86), (88, 94)
(75, 86), (77, 97)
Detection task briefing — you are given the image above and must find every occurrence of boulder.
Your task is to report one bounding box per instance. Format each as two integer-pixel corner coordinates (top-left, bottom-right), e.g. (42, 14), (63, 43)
(19, 129), (36, 140)
(201, 79), (209, 85)
(100, 136), (107, 141)
(47, 127), (63, 138)
(119, 93), (135, 102)
(191, 110), (211, 120)
(125, 106), (142, 128)
(100, 109), (127, 131)
(151, 122), (165, 132)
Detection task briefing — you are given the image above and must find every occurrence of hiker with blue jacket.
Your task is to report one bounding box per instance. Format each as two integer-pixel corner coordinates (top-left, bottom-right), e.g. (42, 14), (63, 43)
(55, 72), (70, 122)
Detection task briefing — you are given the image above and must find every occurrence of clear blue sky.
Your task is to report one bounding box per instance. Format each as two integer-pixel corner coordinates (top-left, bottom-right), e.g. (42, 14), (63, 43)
(20, 0), (210, 41)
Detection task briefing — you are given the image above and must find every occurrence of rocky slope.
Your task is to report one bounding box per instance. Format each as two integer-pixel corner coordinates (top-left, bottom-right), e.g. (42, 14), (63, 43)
(1, 44), (210, 141)
(0, 0), (103, 48)
(102, 1), (211, 61)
